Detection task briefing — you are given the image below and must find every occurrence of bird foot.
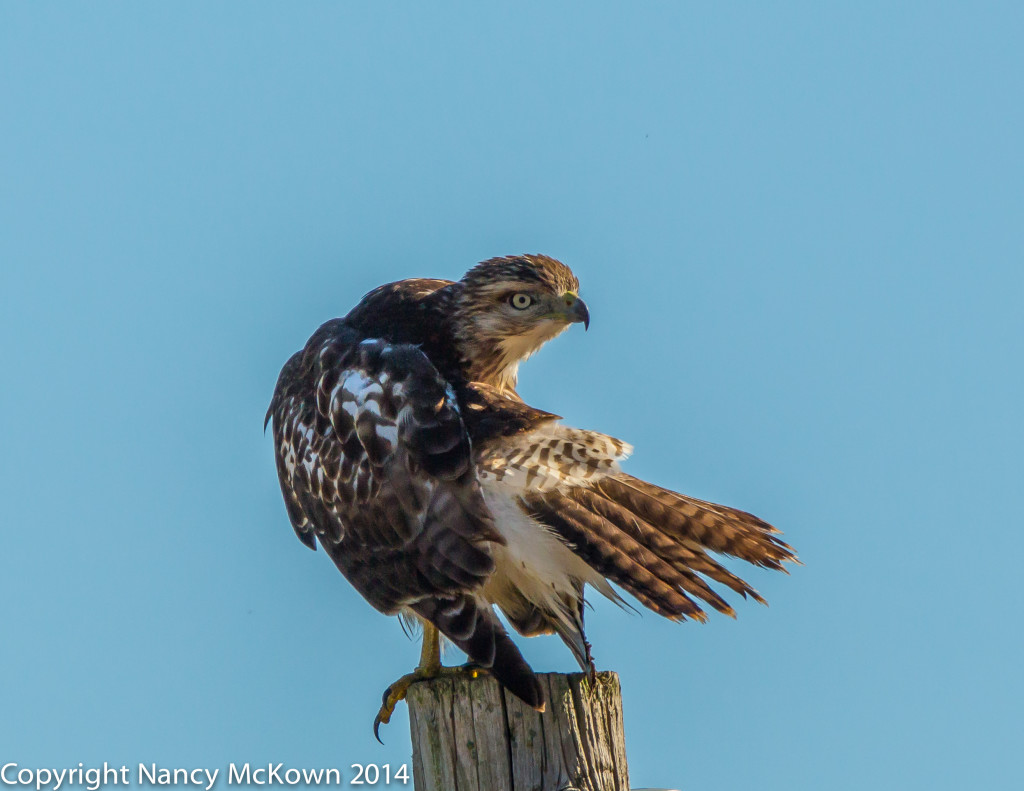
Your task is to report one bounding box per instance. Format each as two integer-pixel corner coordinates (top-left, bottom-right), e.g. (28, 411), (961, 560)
(373, 664), (488, 742)
(373, 671), (420, 743)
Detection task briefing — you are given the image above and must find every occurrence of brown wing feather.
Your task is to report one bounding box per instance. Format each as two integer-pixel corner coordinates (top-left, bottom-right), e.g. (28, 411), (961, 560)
(596, 474), (795, 570)
(270, 324), (498, 604)
(524, 490), (715, 620)
(477, 416), (796, 627)
(569, 486), (767, 604)
(268, 319), (543, 709)
(561, 471), (795, 621)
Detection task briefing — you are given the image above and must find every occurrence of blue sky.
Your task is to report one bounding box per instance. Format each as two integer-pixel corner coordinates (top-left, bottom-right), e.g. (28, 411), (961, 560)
(2, 3), (1022, 789)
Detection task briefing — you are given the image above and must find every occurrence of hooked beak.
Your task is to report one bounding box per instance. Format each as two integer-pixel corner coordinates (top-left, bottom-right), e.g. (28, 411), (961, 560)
(563, 293), (590, 330)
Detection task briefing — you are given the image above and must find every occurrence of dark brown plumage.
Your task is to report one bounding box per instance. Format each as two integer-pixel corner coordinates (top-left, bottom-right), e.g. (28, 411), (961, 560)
(266, 254), (796, 716)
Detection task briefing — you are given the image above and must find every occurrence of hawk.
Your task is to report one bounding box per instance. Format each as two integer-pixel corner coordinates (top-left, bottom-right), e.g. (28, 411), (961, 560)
(266, 255), (795, 735)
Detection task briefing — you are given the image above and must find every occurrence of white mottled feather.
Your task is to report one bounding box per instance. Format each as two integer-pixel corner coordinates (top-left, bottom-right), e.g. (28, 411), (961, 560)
(478, 423), (632, 491)
(480, 482), (619, 633)
(478, 422), (631, 630)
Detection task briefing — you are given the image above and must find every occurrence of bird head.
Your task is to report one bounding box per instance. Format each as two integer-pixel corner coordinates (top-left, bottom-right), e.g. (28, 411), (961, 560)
(454, 254), (589, 391)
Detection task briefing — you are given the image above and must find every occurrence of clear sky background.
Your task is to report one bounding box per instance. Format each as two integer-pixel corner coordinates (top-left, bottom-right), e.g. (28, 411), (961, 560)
(2, 3), (1022, 790)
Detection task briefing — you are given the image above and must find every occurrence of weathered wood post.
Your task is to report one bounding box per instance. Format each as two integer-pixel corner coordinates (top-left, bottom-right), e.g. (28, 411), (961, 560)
(407, 671), (630, 791)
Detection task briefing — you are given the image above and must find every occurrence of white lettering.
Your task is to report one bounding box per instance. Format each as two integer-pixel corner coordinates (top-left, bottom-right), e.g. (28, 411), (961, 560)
(84, 768), (101, 791)
(228, 765), (250, 785)
(1, 763), (315, 791)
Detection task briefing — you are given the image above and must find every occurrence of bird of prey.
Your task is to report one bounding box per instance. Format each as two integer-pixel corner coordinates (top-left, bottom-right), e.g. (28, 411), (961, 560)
(266, 255), (795, 735)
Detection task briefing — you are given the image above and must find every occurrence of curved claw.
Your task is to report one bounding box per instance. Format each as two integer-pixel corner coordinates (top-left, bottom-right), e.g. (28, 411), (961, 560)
(373, 691), (390, 746)
(373, 672), (418, 743)
(371, 665), (490, 742)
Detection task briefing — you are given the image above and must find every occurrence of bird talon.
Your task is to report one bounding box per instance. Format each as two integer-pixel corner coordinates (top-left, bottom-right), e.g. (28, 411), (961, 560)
(371, 662), (492, 741)
(373, 672), (419, 743)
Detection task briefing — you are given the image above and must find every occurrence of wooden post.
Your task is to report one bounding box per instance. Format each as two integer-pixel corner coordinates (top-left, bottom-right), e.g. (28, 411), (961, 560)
(407, 671), (630, 791)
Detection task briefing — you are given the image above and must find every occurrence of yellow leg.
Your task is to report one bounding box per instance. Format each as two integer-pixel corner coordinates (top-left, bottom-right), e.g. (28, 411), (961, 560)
(417, 621), (440, 675)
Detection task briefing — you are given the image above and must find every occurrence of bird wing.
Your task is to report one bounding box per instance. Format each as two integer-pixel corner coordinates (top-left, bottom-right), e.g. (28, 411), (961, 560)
(266, 320), (542, 707)
(465, 385), (796, 652)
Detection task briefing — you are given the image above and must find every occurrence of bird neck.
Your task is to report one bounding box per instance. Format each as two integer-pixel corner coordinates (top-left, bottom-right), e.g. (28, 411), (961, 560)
(457, 338), (521, 392)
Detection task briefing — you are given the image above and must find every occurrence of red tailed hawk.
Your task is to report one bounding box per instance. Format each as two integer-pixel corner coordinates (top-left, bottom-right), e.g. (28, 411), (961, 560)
(266, 255), (795, 736)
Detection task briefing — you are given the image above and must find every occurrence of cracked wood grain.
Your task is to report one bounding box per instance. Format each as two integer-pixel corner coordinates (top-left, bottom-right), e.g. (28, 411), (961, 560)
(408, 672), (630, 791)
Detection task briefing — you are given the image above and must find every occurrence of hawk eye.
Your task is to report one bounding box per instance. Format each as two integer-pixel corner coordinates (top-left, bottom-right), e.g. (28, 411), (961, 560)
(509, 293), (534, 310)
